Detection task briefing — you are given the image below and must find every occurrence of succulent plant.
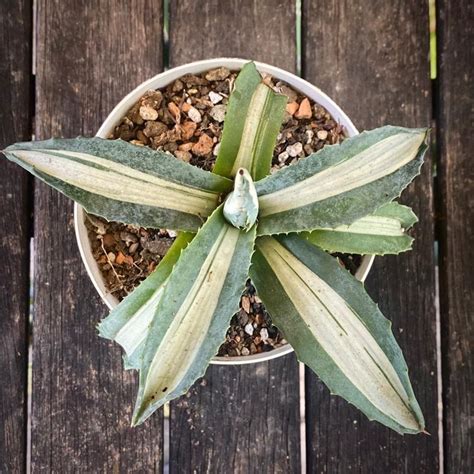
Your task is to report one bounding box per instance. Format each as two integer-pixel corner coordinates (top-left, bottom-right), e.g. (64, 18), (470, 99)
(2, 62), (429, 433)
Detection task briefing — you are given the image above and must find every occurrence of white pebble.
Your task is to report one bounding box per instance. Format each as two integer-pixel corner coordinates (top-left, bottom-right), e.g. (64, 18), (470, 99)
(241, 347), (250, 356)
(139, 105), (158, 121)
(209, 104), (226, 123)
(244, 323), (254, 336)
(167, 230), (177, 238)
(317, 130), (328, 140)
(260, 327), (269, 342)
(187, 106), (202, 123)
(305, 130), (314, 144)
(286, 142), (303, 157)
(209, 91), (223, 104)
(278, 151), (289, 163)
(213, 142), (221, 156)
(107, 252), (116, 263)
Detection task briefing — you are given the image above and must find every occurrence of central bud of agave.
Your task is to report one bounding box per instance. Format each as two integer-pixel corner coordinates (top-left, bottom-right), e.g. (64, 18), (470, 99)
(223, 168), (259, 231)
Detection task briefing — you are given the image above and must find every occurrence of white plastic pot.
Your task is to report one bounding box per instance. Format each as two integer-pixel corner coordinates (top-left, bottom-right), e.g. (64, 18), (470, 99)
(74, 58), (375, 365)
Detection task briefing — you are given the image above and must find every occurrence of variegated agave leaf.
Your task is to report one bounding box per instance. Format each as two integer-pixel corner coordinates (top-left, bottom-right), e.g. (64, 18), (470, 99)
(213, 63), (286, 181)
(304, 202), (418, 255)
(97, 232), (194, 370)
(3, 138), (232, 232)
(250, 234), (425, 434)
(132, 205), (256, 426)
(256, 126), (429, 235)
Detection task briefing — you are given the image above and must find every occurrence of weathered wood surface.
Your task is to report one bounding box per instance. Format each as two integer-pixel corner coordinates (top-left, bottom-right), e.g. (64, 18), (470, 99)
(437, 0), (474, 472)
(168, 1), (301, 473)
(303, 1), (439, 472)
(31, 1), (164, 471)
(0, 1), (32, 473)
(1, 0), (473, 472)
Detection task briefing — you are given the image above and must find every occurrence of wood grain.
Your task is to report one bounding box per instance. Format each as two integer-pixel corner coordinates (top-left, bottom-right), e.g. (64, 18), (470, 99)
(0, 1), (32, 473)
(303, 1), (439, 472)
(437, 0), (474, 472)
(32, 1), (164, 471)
(169, 1), (301, 472)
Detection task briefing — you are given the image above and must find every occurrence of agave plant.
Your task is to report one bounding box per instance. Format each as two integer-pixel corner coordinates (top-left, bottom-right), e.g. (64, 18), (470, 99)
(2, 62), (428, 433)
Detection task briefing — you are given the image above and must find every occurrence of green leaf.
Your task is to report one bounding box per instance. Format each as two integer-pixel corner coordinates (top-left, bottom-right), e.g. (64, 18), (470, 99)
(304, 202), (418, 255)
(250, 234), (425, 434)
(213, 64), (286, 180)
(97, 232), (194, 370)
(3, 138), (232, 232)
(256, 126), (429, 235)
(213, 62), (262, 178)
(132, 206), (256, 426)
(227, 83), (287, 180)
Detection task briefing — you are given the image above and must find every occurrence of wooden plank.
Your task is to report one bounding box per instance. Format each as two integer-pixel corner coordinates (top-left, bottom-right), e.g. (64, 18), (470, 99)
(437, 1), (474, 472)
(32, 1), (164, 471)
(0, 1), (32, 473)
(303, 1), (439, 472)
(168, 1), (301, 472)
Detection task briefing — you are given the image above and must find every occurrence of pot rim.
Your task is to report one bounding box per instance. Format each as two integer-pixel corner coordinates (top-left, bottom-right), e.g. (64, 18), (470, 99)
(73, 57), (375, 366)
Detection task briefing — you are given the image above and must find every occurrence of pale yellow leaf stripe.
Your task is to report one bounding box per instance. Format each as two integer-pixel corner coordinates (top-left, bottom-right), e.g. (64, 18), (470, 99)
(230, 84), (271, 177)
(258, 237), (419, 430)
(114, 287), (164, 356)
(13, 149), (219, 215)
(321, 215), (405, 236)
(259, 132), (425, 217)
(141, 225), (240, 400)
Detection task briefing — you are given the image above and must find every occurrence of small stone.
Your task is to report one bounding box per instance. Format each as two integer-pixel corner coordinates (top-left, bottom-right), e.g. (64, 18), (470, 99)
(213, 143), (221, 156)
(295, 98), (312, 119)
(286, 142), (303, 157)
(167, 102), (181, 122)
(278, 151), (289, 163)
(116, 251), (125, 265)
(141, 90), (163, 109)
(241, 295), (251, 313)
(174, 150), (191, 162)
(102, 233), (115, 247)
(244, 323), (254, 336)
(178, 142), (194, 152)
(180, 120), (197, 140)
(144, 238), (172, 255)
(279, 84), (298, 102)
(209, 91), (223, 104)
(120, 231), (138, 244)
(187, 106), (202, 123)
(172, 79), (184, 92)
(192, 133), (213, 156)
(107, 252), (116, 263)
(129, 242), (139, 255)
(286, 101), (299, 116)
(205, 67), (231, 81)
(130, 140), (144, 146)
(209, 104), (226, 123)
(181, 102), (191, 113)
(143, 121), (168, 138)
(260, 327), (269, 342)
(317, 129), (328, 140)
(237, 309), (249, 326)
(241, 347), (250, 356)
(139, 105), (159, 121)
(167, 230), (177, 238)
(305, 129), (314, 143)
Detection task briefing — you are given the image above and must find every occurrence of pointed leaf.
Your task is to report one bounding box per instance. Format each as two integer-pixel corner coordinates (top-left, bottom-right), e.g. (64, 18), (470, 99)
(304, 202), (418, 255)
(250, 234), (424, 434)
(256, 126), (428, 235)
(213, 62), (262, 178)
(227, 83), (286, 180)
(132, 206), (256, 425)
(3, 138), (232, 231)
(97, 232), (194, 369)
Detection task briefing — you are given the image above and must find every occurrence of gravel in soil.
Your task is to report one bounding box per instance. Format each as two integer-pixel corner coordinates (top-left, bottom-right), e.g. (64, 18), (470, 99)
(87, 67), (354, 358)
